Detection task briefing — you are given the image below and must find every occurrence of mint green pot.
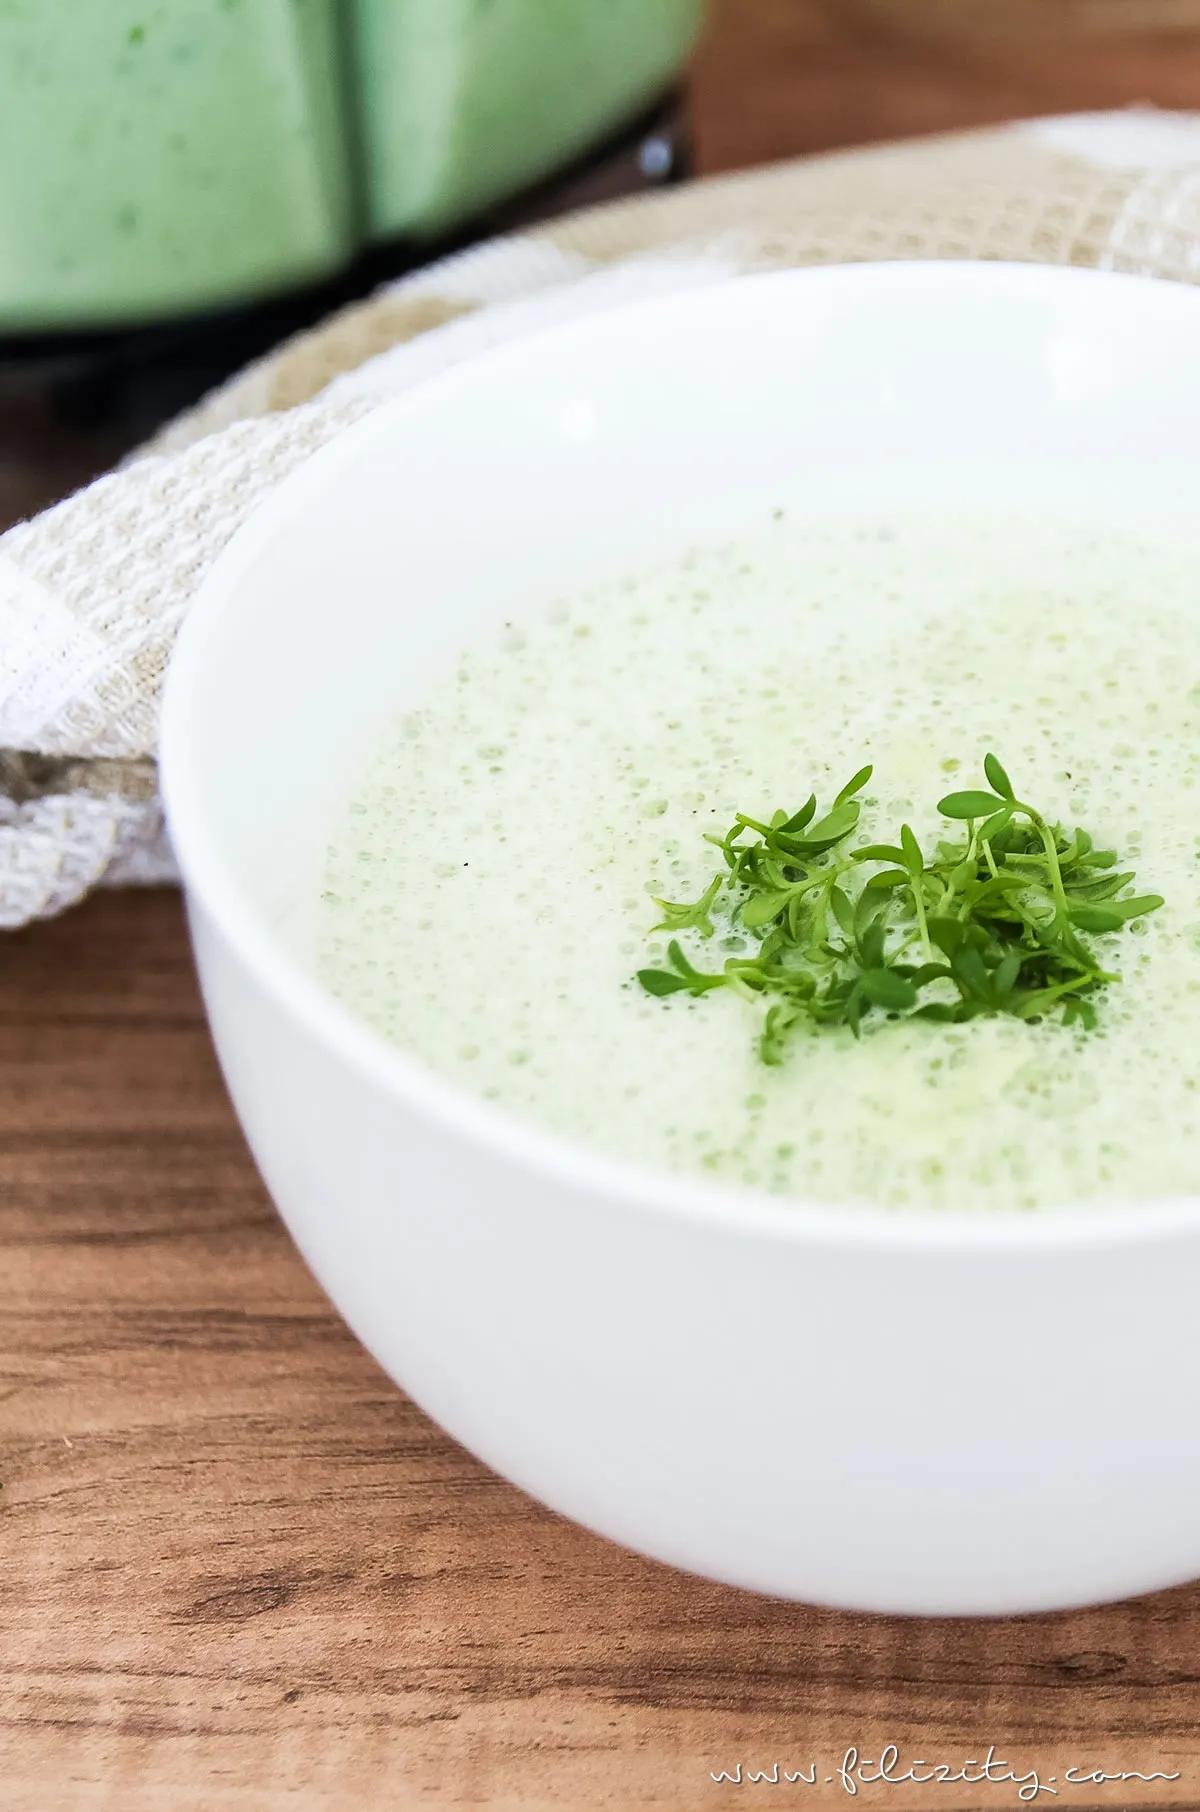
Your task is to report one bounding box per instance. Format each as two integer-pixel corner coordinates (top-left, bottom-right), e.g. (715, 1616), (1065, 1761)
(0, 0), (705, 330)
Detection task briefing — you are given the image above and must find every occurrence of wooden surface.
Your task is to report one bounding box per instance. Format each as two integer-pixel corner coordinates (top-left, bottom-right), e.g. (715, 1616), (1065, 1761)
(6, 5), (1200, 1807)
(692, 0), (1200, 173)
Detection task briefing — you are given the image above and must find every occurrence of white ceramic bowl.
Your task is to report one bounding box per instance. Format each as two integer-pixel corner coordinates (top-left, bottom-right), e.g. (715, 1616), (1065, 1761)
(162, 263), (1200, 1615)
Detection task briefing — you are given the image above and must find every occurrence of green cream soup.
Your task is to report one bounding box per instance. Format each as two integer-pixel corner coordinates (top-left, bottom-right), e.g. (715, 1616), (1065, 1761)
(319, 493), (1200, 1212)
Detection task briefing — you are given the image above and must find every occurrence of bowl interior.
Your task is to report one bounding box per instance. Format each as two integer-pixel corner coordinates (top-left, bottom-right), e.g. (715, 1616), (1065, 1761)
(162, 261), (1200, 1078)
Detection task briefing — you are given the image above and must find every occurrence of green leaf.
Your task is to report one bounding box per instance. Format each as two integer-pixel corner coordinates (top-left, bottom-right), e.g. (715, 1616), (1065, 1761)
(983, 753), (1014, 799)
(834, 763), (873, 807)
(637, 969), (691, 997)
(900, 823), (924, 874)
(655, 940), (728, 994)
(1111, 893), (1164, 922)
(994, 950), (1022, 996)
(938, 789), (1004, 820)
(740, 889), (793, 931)
(928, 916), (967, 958)
(859, 921), (886, 970)
(829, 885), (855, 939)
(779, 795), (817, 834)
(760, 1000), (805, 1065)
(1066, 870), (1133, 901)
(860, 969), (919, 1011)
(787, 800), (860, 849)
(978, 805), (1014, 843)
(1069, 904), (1127, 934)
(908, 961), (953, 988)
(950, 946), (990, 999)
(853, 843), (906, 864)
(650, 874), (722, 937)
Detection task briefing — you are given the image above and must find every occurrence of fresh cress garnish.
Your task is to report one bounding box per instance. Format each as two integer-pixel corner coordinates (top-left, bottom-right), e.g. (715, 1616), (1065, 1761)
(635, 757), (1163, 1065)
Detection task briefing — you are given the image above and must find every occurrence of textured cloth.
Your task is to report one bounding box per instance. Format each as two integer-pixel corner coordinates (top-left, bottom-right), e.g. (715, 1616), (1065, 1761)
(4, 108), (1200, 928)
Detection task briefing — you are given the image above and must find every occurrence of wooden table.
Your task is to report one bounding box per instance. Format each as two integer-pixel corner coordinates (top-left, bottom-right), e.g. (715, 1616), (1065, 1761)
(6, 5), (1200, 1807)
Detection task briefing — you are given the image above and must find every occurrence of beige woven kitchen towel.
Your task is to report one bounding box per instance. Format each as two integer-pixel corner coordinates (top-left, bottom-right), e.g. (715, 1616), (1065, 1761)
(3, 108), (1200, 928)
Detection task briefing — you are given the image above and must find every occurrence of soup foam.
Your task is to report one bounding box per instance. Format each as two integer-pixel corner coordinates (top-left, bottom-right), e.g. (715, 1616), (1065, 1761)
(320, 489), (1200, 1212)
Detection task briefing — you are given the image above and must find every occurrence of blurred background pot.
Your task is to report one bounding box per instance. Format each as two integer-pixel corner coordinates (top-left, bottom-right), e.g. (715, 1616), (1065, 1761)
(0, 0), (706, 334)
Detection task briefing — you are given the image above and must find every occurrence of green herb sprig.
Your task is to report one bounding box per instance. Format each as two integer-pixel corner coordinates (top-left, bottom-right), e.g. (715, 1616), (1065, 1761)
(635, 757), (1162, 1064)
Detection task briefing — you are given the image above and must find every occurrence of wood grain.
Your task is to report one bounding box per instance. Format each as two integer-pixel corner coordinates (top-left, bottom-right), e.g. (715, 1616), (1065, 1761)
(7, 5), (1200, 1807)
(692, 0), (1200, 174)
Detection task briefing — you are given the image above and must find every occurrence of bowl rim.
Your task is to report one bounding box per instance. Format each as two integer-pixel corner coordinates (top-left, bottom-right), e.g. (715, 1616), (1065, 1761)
(161, 257), (1200, 1254)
